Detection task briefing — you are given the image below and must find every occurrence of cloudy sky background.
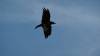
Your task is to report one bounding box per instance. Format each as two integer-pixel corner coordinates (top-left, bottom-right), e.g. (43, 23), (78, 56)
(0, 0), (100, 56)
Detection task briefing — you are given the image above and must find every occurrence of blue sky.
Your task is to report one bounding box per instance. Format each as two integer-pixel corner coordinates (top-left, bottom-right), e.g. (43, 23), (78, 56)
(0, 0), (100, 56)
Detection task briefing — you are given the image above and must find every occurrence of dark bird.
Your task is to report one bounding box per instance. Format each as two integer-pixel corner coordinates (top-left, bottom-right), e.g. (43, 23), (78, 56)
(35, 8), (56, 39)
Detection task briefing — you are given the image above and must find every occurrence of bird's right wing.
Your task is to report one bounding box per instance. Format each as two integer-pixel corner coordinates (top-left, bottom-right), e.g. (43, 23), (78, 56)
(42, 8), (50, 22)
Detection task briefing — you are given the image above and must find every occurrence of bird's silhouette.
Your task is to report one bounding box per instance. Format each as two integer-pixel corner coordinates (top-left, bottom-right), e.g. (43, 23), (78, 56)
(35, 8), (56, 39)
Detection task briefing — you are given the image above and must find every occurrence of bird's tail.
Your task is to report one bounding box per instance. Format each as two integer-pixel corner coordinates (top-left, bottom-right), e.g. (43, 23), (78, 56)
(35, 24), (42, 29)
(50, 21), (56, 25)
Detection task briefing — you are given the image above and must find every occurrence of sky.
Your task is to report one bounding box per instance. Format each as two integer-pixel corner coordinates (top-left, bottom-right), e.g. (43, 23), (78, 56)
(0, 0), (100, 56)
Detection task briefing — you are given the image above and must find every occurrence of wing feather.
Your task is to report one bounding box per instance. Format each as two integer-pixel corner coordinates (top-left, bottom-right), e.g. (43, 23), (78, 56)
(43, 25), (51, 39)
(42, 8), (50, 23)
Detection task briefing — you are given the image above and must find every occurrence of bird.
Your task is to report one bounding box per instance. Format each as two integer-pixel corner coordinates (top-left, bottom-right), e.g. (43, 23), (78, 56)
(35, 8), (56, 39)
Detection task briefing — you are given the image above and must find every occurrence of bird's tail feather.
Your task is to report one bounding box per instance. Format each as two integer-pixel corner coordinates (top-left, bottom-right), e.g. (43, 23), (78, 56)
(50, 21), (56, 25)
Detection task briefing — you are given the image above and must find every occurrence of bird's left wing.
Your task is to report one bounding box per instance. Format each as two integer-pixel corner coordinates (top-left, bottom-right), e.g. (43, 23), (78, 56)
(43, 25), (51, 39)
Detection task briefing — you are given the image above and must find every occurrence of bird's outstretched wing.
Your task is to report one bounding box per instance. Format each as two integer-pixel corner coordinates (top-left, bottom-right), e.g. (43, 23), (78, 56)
(43, 24), (51, 39)
(41, 8), (52, 38)
(42, 8), (50, 23)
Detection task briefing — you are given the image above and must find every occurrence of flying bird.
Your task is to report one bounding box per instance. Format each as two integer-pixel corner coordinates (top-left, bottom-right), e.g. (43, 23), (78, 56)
(35, 8), (56, 39)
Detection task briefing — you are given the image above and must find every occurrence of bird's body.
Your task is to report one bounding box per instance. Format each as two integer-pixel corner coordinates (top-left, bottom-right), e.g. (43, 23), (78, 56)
(35, 8), (56, 39)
